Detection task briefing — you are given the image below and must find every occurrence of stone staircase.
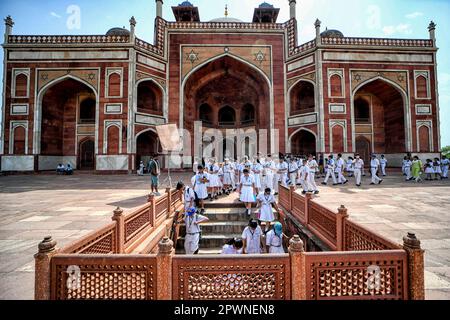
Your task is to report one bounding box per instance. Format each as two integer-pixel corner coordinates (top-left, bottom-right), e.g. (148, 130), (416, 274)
(176, 207), (251, 254)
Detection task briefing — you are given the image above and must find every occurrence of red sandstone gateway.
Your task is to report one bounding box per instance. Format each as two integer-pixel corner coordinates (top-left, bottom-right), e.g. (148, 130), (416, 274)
(0, 1), (441, 173)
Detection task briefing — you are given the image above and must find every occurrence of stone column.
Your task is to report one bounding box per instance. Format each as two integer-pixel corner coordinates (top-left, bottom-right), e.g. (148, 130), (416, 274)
(289, 235), (306, 300)
(314, 19), (322, 45)
(34, 236), (57, 300)
(428, 21), (436, 46)
(156, 236), (174, 300)
(129, 16), (136, 43)
(289, 0), (296, 20)
(403, 232), (425, 300)
(336, 205), (349, 251)
(4, 15), (13, 43)
(112, 207), (125, 253)
(156, 0), (163, 18)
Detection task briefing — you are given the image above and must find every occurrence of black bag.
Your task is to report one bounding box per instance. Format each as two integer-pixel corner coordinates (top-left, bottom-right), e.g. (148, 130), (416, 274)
(187, 187), (201, 208)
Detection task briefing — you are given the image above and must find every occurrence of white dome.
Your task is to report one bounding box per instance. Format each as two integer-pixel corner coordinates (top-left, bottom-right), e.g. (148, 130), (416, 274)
(209, 17), (243, 23)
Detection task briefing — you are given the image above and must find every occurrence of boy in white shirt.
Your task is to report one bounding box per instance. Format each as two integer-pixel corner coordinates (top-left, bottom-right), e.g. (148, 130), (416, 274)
(380, 155), (388, 176)
(370, 154), (383, 185)
(241, 219), (263, 254)
(352, 154), (364, 187)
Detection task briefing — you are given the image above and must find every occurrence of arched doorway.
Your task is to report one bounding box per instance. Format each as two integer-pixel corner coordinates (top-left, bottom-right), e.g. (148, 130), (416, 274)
(137, 80), (163, 115)
(355, 136), (371, 164)
(79, 139), (95, 170)
(353, 79), (406, 154)
(136, 130), (159, 169)
(290, 130), (316, 157)
(40, 78), (97, 170)
(184, 55), (270, 160)
(290, 81), (315, 115)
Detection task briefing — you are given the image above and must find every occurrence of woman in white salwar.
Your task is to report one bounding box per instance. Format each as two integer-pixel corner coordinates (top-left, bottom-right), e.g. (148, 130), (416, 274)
(183, 207), (209, 255)
(265, 222), (286, 254)
(241, 219), (263, 254)
(238, 169), (256, 216)
(256, 188), (280, 232)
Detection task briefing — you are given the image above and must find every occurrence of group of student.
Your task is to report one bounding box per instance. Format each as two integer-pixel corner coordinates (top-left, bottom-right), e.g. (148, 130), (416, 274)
(56, 163), (73, 175)
(402, 155), (449, 182)
(191, 154), (322, 214)
(177, 181), (287, 255)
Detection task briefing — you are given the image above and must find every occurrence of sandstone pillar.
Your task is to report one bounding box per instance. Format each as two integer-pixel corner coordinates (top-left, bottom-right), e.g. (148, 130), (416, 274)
(34, 236), (57, 300)
(156, 236), (174, 300)
(289, 235), (306, 300)
(403, 232), (425, 300)
(336, 205), (349, 251)
(112, 207), (125, 253)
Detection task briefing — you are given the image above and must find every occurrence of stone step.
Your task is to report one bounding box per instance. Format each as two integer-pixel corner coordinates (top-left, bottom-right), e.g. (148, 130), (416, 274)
(202, 211), (253, 222)
(177, 233), (241, 249)
(179, 221), (248, 234)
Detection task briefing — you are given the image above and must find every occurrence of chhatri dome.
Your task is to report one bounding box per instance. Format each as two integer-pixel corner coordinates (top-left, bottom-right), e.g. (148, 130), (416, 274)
(209, 4), (243, 23)
(321, 28), (344, 38)
(105, 27), (130, 36)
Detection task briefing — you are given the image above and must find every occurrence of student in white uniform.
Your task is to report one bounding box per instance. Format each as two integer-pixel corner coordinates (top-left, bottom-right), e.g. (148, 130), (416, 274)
(404, 157), (412, 181)
(287, 158), (299, 187)
(277, 158), (289, 187)
(265, 222), (286, 254)
(222, 238), (244, 254)
(192, 158), (199, 175)
(207, 159), (221, 200)
(181, 181), (196, 211)
(353, 154), (364, 187)
(441, 156), (450, 179)
(402, 156), (408, 176)
(138, 161), (145, 176)
(194, 166), (209, 213)
(306, 154), (319, 194)
(256, 188), (280, 232)
(346, 157), (354, 177)
(238, 169), (256, 216)
(298, 162), (309, 194)
(183, 207), (209, 255)
(433, 158), (442, 180)
(322, 155), (338, 185)
(335, 154), (348, 185)
(380, 155), (388, 176)
(264, 155), (275, 193)
(222, 159), (234, 194)
(252, 160), (263, 194)
(241, 219), (263, 254)
(370, 155), (383, 185)
(424, 159), (435, 180)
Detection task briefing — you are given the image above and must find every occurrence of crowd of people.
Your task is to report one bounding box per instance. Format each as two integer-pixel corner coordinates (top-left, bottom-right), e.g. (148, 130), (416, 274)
(402, 155), (449, 182)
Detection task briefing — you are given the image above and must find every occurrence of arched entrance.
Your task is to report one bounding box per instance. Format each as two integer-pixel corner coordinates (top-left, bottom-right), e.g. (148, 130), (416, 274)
(184, 55), (270, 161)
(79, 139), (95, 170)
(290, 130), (316, 157)
(136, 130), (159, 169)
(353, 79), (407, 154)
(39, 77), (97, 170)
(137, 80), (163, 115)
(289, 80), (315, 115)
(355, 136), (371, 164)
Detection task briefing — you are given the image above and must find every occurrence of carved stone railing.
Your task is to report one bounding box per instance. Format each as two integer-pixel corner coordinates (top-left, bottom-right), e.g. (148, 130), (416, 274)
(344, 220), (401, 251)
(321, 36), (433, 47)
(291, 39), (316, 56)
(172, 255), (291, 300)
(8, 34), (130, 44)
(303, 250), (408, 300)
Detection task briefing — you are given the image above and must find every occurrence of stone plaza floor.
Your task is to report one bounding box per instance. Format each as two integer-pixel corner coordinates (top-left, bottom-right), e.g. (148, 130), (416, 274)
(0, 171), (449, 300)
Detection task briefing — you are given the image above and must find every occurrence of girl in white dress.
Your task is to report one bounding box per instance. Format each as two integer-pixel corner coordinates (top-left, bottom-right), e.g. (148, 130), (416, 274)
(424, 159), (435, 180)
(433, 158), (442, 180)
(183, 207), (209, 255)
(238, 169), (256, 216)
(194, 166), (209, 213)
(266, 222), (286, 254)
(252, 160), (263, 193)
(256, 188), (280, 232)
(222, 159), (234, 194)
(241, 219), (263, 254)
(221, 238), (244, 254)
(207, 160), (221, 200)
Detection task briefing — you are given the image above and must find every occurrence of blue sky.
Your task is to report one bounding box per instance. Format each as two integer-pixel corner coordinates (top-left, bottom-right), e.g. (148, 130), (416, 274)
(0, 0), (449, 147)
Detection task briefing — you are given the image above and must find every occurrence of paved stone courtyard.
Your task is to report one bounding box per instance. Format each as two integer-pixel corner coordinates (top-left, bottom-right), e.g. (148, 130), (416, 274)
(0, 172), (449, 300)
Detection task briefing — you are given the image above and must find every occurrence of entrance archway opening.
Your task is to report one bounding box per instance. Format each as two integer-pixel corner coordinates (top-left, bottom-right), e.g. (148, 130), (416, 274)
(136, 130), (159, 170)
(137, 80), (163, 115)
(218, 106), (236, 127)
(354, 79), (406, 154)
(355, 136), (371, 164)
(354, 97), (370, 123)
(291, 130), (316, 157)
(290, 81), (315, 116)
(40, 78), (97, 169)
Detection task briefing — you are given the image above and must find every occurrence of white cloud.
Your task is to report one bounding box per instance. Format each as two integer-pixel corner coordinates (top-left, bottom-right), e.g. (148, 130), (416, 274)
(50, 12), (62, 19)
(382, 23), (412, 36)
(405, 12), (423, 19)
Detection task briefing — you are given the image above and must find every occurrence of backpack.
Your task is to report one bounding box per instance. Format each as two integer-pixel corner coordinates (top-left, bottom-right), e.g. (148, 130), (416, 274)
(187, 187), (200, 208)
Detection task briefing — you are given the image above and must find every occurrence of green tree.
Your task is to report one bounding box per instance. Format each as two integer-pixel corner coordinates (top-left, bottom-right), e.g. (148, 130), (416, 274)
(442, 146), (450, 157)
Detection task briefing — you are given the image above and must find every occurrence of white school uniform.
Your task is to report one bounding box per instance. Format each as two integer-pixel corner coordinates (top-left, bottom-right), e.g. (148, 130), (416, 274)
(257, 193), (276, 222)
(221, 244), (243, 254)
(223, 163), (234, 186)
(265, 230), (285, 254)
(252, 163), (263, 189)
(404, 160), (412, 180)
(194, 173), (209, 199)
(277, 161), (289, 187)
(324, 158), (337, 184)
(240, 175), (256, 203)
(335, 158), (346, 184)
(424, 163), (435, 174)
(184, 214), (207, 254)
(346, 160), (354, 173)
(380, 157), (387, 176)
(242, 226), (263, 254)
(207, 164), (221, 187)
(184, 187), (196, 210)
(370, 158), (382, 184)
(298, 165), (309, 191)
(353, 158), (364, 185)
(264, 160), (275, 191)
(442, 158), (449, 178)
(288, 162), (299, 186)
(433, 161), (442, 175)
(306, 159), (319, 192)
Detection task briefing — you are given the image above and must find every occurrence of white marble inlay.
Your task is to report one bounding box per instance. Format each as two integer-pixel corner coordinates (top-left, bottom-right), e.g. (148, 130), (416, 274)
(96, 155), (128, 171)
(287, 55), (314, 72)
(1, 156), (34, 171)
(9, 50), (128, 60)
(137, 54), (165, 71)
(323, 51), (433, 63)
(135, 114), (166, 126)
(288, 113), (317, 126)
